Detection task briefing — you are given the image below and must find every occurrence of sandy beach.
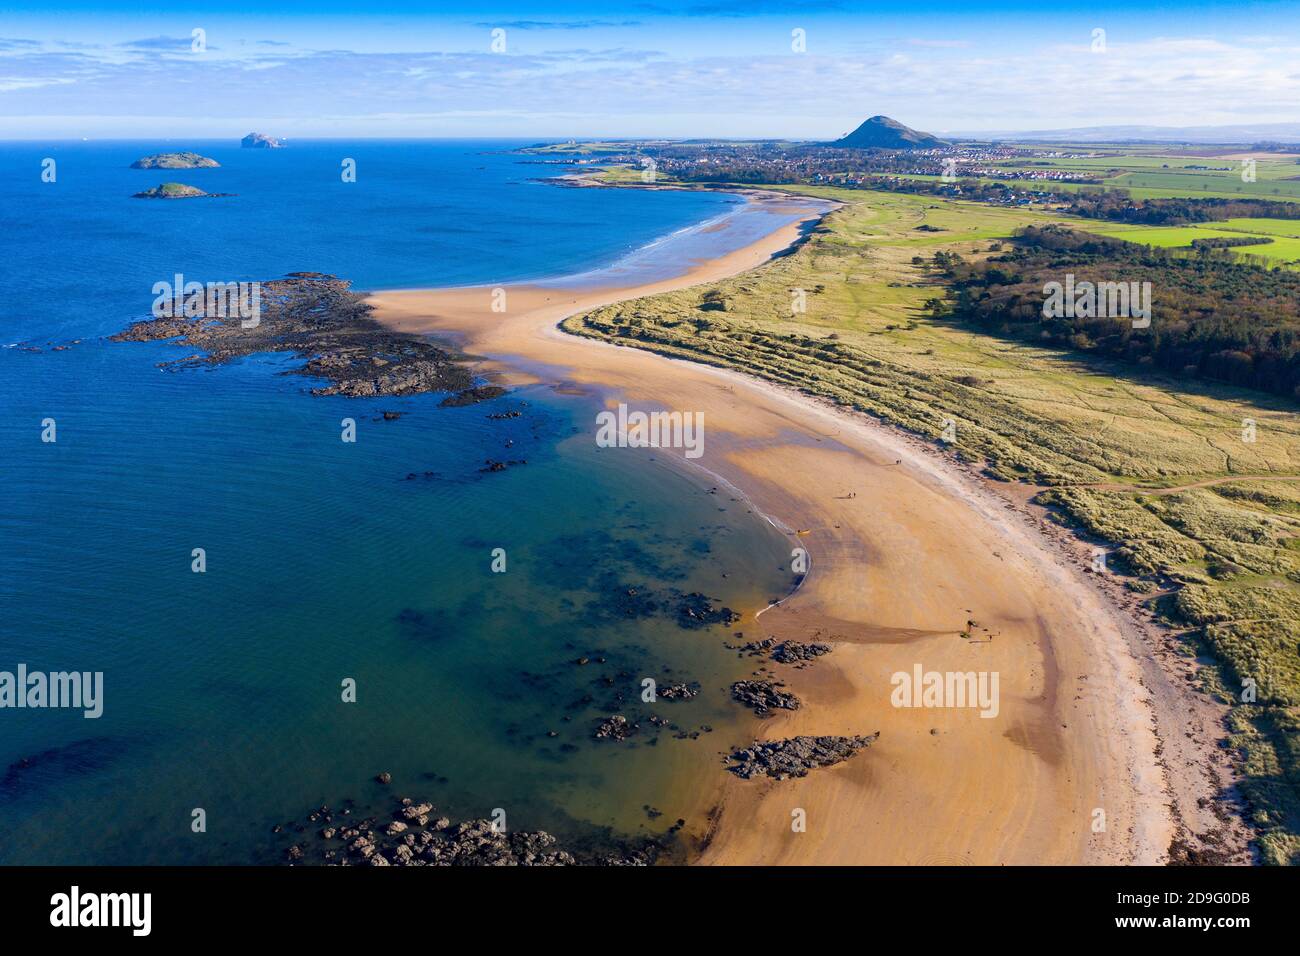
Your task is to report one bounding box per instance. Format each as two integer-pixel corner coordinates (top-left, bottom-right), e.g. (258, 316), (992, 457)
(367, 194), (1177, 865)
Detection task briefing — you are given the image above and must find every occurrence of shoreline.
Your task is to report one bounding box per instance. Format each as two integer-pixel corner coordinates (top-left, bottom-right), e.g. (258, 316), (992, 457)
(366, 195), (1191, 865)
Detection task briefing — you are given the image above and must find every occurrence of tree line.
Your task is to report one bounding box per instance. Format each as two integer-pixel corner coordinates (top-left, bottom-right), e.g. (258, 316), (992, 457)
(928, 225), (1300, 400)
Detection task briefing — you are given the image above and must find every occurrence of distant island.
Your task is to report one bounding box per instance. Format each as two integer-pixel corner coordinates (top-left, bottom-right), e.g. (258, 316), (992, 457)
(830, 115), (948, 150)
(130, 151), (220, 170)
(242, 132), (283, 149)
(132, 182), (228, 200)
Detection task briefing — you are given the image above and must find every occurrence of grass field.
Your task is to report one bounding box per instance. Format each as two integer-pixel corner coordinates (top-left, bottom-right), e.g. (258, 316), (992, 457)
(1109, 170), (1300, 199)
(982, 148), (1300, 199)
(563, 186), (1300, 863)
(859, 170), (1300, 204)
(1217, 218), (1300, 237)
(1085, 219), (1300, 268)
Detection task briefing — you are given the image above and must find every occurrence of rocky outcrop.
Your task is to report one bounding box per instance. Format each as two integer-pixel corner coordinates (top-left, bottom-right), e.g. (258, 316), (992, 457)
(733, 636), (777, 657)
(112, 273), (489, 401)
(676, 592), (740, 629)
(594, 715), (637, 740)
(656, 681), (699, 701)
(771, 641), (832, 664)
(130, 151), (220, 169)
(730, 679), (800, 716)
(732, 637), (832, 665)
(727, 733), (878, 780)
(280, 794), (658, 866)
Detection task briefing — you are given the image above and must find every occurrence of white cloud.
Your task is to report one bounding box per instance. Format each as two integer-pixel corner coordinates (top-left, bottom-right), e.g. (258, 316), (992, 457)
(0, 75), (75, 92)
(1, 30), (1298, 137)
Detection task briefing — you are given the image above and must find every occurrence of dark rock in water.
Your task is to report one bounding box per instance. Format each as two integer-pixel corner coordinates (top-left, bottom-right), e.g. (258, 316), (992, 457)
(130, 151), (220, 169)
(242, 131), (283, 149)
(0, 737), (126, 797)
(426, 819), (575, 866)
(732, 637), (832, 665)
(730, 679), (800, 716)
(656, 681), (700, 701)
(675, 592), (740, 629)
(727, 733), (878, 780)
(381, 410), (403, 420)
(395, 607), (448, 642)
(593, 715), (637, 740)
(771, 641), (833, 664)
(112, 273), (486, 401)
(479, 458), (527, 473)
(282, 794), (657, 866)
(604, 584), (659, 620)
(440, 386), (507, 407)
(375, 772), (392, 785)
(733, 636), (777, 657)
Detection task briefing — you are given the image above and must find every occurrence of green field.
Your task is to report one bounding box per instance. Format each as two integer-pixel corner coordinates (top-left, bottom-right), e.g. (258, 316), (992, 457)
(564, 186), (1300, 863)
(859, 169), (1300, 204)
(1086, 219), (1300, 268)
(1109, 170), (1300, 199)
(1217, 218), (1300, 237)
(982, 148), (1300, 200)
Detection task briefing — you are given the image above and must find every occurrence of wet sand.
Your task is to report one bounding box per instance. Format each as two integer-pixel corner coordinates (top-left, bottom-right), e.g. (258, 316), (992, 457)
(366, 196), (1174, 865)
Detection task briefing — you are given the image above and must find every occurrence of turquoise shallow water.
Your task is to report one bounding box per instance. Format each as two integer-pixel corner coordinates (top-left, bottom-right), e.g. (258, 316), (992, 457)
(0, 140), (797, 863)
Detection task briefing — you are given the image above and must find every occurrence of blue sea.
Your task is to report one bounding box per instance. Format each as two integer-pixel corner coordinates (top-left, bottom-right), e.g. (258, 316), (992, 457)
(0, 140), (798, 864)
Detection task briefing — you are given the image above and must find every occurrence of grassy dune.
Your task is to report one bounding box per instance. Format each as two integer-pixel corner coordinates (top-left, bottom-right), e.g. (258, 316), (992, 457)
(563, 187), (1300, 863)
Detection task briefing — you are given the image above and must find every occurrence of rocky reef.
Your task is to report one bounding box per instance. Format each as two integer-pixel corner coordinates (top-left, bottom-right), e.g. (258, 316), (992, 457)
(727, 733), (878, 780)
(112, 272), (491, 401)
(130, 151), (220, 169)
(280, 792), (659, 866)
(594, 715), (637, 740)
(732, 637), (833, 666)
(656, 681), (700, 701)
(772, 641), (833, 664)
(730, 679), (800, 716)
(676, 592), (741, 629)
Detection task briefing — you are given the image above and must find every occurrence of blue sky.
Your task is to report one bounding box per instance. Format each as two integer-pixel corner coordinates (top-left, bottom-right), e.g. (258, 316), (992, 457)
(2, 1), (1298, 138)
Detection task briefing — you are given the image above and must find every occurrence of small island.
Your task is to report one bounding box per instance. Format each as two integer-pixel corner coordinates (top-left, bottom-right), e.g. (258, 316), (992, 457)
(241, 132), (283, 149)
(130, 151), (220, 169)
(132, 182), (227, 200)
